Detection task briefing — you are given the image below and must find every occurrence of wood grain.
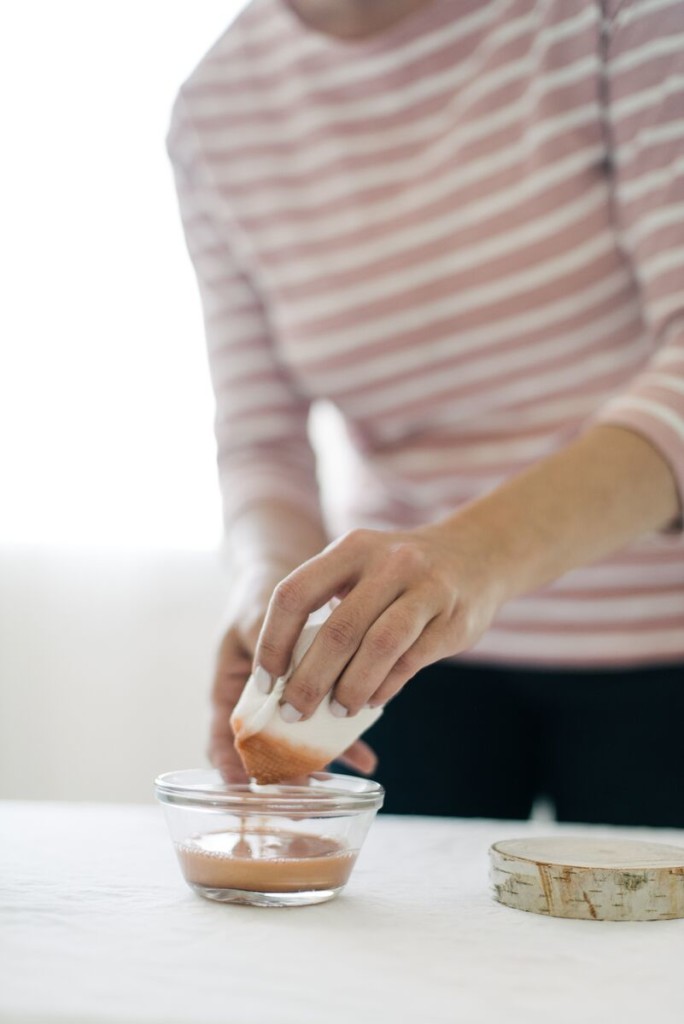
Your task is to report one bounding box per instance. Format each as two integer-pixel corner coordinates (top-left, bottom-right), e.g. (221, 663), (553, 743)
(489, 837), (684, 921)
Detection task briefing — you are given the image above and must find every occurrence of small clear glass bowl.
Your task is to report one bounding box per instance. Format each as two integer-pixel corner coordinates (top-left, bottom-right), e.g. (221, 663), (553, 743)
(154, 769), (384, 907)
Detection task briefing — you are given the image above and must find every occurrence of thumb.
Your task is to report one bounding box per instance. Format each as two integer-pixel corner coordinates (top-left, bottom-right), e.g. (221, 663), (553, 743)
(336, 738), (378, 776)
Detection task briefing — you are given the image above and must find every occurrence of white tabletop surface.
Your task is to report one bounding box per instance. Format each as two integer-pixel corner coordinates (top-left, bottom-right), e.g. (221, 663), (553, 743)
(1, 801), (683, 1024)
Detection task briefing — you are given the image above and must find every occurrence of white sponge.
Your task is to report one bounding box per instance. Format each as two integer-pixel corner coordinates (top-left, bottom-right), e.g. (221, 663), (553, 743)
(231, 608), (382, 783)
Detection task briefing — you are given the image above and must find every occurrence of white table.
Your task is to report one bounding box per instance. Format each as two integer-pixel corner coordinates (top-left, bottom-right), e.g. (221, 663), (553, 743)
(2, 801), (683, 1024)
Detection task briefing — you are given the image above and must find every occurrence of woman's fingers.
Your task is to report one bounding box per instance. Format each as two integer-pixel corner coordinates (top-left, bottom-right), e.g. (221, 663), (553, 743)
(336, 738), (378, 775)
(330, 595), (437, 715)
(209, 626), (258, 782)
(278, 575), (404, 719)
(209, 676), (251, 782)
(208, 673), (251, 783)
(210, 741), (250, 784)
(368, 623), (445, 708)
(254, 532), (369, 680)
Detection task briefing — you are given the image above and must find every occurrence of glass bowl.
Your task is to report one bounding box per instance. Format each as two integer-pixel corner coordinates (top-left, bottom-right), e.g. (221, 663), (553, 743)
(154, 769), (384, 907)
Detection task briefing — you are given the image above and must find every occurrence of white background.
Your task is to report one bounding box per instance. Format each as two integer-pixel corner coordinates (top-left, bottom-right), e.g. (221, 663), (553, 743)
(0, 0), (246, 549)
(0, 1), (351, 802)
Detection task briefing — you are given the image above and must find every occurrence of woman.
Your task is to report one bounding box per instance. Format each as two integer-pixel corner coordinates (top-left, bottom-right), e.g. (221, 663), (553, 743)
(167, 0), (684, 823)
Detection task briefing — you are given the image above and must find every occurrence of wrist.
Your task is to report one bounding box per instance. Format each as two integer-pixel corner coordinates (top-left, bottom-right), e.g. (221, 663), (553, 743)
(419, 511), (516, 618)
(222, 501), (329, 592)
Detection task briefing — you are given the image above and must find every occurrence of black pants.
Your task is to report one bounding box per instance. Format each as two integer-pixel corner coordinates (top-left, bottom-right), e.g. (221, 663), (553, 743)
(347, 660), (684, 826)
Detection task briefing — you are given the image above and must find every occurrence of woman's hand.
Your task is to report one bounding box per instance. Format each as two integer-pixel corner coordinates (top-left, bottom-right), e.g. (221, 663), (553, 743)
(254, 425), (681, 725)
(254, 522), (505, 722)
(208, 567), (378, 781)
(208, 571), (276, 783)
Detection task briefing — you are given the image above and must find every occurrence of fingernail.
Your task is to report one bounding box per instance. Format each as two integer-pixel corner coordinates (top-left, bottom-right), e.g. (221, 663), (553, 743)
(280, 702), (303, 723)
(254, 665), (272, 694)
(330, 699), (348, 718)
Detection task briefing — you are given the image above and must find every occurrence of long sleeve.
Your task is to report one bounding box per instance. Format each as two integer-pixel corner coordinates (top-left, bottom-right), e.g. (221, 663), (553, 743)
(594, 0), (684, 504)
(166, 93), (321, 529)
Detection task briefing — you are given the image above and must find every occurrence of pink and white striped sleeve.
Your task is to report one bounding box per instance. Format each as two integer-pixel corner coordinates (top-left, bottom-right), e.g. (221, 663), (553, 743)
(166, 94), (320, 529)
(594, 0), (684, 506)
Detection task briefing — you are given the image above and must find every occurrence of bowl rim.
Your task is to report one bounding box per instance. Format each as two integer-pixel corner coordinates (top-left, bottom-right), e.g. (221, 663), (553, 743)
(154, 769), (384, 814)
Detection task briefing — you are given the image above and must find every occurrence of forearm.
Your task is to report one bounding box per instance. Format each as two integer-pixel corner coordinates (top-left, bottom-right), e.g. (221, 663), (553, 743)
(448, 424), (681, 605)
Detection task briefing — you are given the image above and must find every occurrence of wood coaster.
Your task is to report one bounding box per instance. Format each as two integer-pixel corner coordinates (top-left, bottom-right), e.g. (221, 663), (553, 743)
(489, 837), (684, 921)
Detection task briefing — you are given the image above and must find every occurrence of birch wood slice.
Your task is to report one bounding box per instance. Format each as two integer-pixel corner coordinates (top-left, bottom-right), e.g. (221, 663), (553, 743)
(489, 837), (684, 921)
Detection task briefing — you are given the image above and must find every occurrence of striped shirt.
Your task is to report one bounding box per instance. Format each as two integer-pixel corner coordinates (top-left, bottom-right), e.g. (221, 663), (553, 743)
(167, 0), (684, 667)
